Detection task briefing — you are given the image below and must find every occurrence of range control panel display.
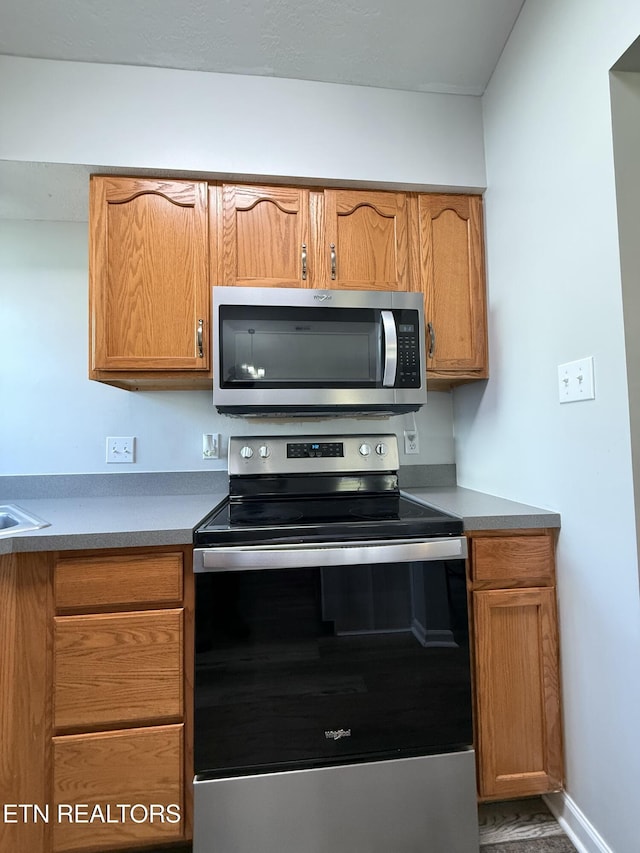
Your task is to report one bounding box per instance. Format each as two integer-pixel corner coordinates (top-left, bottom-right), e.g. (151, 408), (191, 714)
(287, 442), (344, 459)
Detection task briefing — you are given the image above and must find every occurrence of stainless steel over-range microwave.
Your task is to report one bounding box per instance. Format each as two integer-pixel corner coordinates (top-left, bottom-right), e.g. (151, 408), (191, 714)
(212, 286), (427, 417)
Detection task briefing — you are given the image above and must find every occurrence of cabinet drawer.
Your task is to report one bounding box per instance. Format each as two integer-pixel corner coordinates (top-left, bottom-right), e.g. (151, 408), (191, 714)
(55, 551), (183, 610)
(53, 724), (184, 852)
(471, 535), (555, 584)
(54, 609), (183, 730)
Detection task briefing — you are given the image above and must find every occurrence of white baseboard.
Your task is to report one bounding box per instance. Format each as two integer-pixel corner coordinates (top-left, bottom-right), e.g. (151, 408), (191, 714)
(543, 792), (613, 853)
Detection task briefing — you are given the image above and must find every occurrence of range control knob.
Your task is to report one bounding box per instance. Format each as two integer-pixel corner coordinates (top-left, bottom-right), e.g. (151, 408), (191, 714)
(239, 445), (254, 460)
(375, 442), (388, 456)
(258, 445), (271, 459)
(359, 443), (372, 457)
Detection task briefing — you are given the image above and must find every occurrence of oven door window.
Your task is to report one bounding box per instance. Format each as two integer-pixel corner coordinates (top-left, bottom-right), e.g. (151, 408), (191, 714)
(194, 559), (471, 777)
(218, 306), (381, 388)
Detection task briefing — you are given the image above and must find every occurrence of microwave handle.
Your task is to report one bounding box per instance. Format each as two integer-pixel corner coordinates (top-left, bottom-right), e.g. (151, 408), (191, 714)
(381, 310), (398, 387)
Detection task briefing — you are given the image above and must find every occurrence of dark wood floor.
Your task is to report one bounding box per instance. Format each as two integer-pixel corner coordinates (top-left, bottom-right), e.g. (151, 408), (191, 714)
(479, 797), (576, 850)
(113, 796), (575, 852)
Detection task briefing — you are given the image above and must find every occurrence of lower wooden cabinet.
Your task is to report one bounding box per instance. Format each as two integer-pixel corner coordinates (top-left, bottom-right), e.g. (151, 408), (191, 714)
(52, 725), (184, 852)
(468, 529), (563, 800)
(54, 609), (183, 730)
(50, 548), (192, 853)
(0, 546), (193, 853)
(0, 551), (52, 853)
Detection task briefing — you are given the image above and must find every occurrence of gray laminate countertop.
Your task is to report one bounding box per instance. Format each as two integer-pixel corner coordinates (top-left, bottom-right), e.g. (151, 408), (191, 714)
(0, 485), (559, 556)
(403, 487), (560, 531)
(0, 493), (226, 555)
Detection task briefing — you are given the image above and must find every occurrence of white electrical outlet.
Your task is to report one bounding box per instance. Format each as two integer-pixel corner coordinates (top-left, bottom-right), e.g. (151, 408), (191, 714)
(106, 436), (136, 463)
(558, 357), (595, 404)
(202, 433), (220, 459)
(404, 430), (420, 455)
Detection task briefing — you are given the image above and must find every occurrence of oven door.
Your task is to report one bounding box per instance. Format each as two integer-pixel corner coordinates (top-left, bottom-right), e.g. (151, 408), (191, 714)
(193, 536), (471, 778)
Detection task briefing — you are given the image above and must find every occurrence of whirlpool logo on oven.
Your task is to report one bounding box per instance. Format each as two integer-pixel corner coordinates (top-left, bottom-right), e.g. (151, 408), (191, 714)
(324, 728), (352, 741)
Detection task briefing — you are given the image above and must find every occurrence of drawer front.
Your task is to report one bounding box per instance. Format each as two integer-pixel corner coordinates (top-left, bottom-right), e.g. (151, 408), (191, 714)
(55, 551), (184, 611)
(53, 724), (184, 852)
(54, 609), (183, 730)
(471, 534), (555, 584)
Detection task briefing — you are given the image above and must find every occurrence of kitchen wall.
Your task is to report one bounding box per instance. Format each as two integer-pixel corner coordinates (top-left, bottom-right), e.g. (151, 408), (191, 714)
(0, 220), (453, 474)
(0, 217), (456, 475)
(453, 1), (640, 851)
(0, 55), (485, 191)
(0, 56), (486, 477)
(3, 7), (640, 852)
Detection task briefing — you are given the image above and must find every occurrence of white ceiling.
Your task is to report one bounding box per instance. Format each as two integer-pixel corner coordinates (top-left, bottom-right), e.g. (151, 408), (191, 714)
(0, 0), (524, 96)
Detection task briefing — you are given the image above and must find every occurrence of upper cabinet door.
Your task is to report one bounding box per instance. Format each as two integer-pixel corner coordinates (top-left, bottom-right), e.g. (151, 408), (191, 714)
(219, 184), (312, 288)
(321, 190), (410, 291)
(90, 177), (209, 372)
(418, 194), (488, 375)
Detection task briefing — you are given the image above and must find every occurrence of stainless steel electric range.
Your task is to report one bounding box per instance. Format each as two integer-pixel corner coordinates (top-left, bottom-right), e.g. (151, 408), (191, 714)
(192, 434), (479, 853)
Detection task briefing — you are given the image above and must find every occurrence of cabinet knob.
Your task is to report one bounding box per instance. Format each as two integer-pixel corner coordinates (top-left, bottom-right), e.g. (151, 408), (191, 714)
(301, 244), (307, 281)
(330, 243), (337, 280)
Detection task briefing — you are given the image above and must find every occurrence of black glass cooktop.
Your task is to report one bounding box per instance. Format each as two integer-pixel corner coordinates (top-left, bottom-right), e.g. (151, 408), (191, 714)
(194, 494), (462, 547)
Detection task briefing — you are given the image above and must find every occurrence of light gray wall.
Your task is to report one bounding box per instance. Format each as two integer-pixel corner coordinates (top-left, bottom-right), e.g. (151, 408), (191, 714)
(0, 219), (455, 475)
(611, 70), (640, 574)
(454, 1), (640, 851)
(0, 56), (485, 191)
(0, 55), (486, 476)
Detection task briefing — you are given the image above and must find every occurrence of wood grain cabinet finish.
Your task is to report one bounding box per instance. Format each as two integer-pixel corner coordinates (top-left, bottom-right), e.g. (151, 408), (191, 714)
(417, 193), (488, 385)
(2, 546), (194, 853)
(217, 184), (313, 288)
(468, 530), (563, 800)
(88, 176), (488, 390)
(52, 725), (184, 852)
(215, 184), (410, 292)
(54, 609), (183, 731)
(50, 547), (192, 853)
(55, 551), (183, 611)
(0, 552), (52, 853)
(320, 189), (410, 291)
(89, 176), (210, 386)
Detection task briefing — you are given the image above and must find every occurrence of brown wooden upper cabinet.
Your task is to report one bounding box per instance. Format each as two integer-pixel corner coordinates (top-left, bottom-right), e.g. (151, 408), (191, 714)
(417, 194), (488, 383)
(217, 184), (312, 288)
(88, 177), (488, 390)
(216, 184), (410, 291)
(320, 190), (410, 291)
(89, 176), (210, 378)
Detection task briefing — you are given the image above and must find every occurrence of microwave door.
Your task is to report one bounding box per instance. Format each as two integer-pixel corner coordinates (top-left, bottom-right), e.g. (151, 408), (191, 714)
(380, 310), (397, 387)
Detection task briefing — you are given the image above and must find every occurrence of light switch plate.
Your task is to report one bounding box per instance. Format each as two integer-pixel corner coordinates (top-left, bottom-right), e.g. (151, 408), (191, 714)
(558, 357), (595, 403)
(106, 436), (136, 463)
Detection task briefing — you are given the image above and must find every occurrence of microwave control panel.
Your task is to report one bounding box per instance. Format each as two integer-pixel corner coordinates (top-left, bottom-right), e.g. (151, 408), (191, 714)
(396, 319), (421, 387)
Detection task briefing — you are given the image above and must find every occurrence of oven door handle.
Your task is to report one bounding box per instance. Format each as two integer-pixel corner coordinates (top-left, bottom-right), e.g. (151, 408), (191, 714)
(193, 536), (466, 572)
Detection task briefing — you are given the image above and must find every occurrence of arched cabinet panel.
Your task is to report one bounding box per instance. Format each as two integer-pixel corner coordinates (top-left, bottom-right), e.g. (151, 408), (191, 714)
(90, 176), (209, 376)
(219, 184), (312, 288)
(418, 193), (488, 378)
(322, 189), (410, 291)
